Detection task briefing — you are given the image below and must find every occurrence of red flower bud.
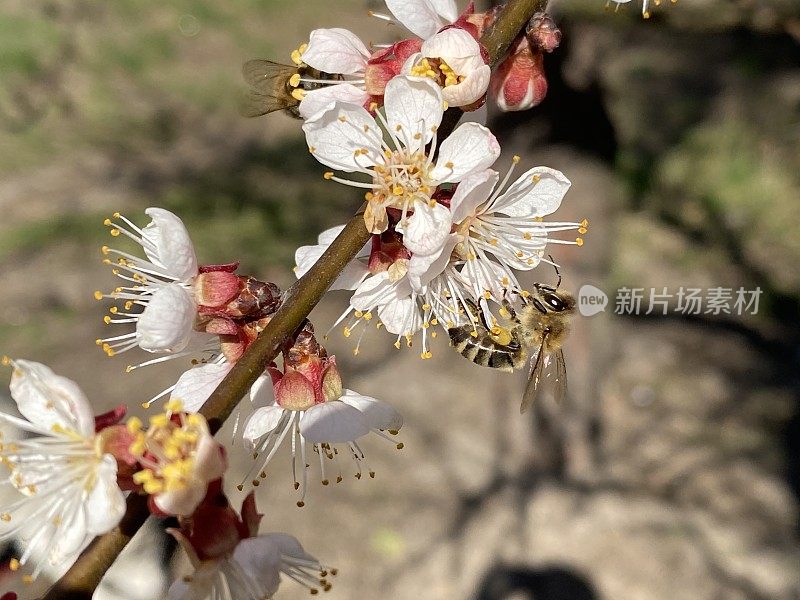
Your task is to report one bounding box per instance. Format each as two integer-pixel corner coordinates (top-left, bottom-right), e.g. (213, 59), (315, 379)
(489, 38), (548, 112)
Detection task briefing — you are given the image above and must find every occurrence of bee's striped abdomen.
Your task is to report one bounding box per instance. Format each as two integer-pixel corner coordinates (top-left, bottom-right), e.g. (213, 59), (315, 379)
(448, 326), (525, 373)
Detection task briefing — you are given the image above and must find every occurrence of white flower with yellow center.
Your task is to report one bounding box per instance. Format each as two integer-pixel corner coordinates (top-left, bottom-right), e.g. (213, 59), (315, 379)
(303, 75), (500, 243)
(94, 208), (212, 366)
(169, 529), (330, 600)
(129, 402), (226, 517)
(0, 358), (125, 581)
(404, 27), (491, 107)
(447, 161), (588, 303)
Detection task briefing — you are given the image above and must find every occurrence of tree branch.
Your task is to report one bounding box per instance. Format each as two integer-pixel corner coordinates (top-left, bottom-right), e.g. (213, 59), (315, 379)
(41, 0), (546, 596)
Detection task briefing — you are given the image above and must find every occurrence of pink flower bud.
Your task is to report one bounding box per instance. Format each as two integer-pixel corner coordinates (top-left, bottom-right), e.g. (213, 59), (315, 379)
(194, 270), (242, 308)
(489, 38), (548, 112)
(270, 354), (342, 410)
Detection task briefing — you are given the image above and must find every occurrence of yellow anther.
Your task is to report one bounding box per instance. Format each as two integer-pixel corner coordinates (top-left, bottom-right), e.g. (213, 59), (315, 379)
(186, 414), (204, 427)
(132, 469), (154, 485)
(512, 155), (521, 163)
(343, 327), (351, 338)
(290, 50), (303, 65)
(392, 185), (404, 196)
(445, 161), (454, 169)
(363, 312), (373, 321)
(420, 351), (432, 359)
(9, 558), (19, 570)
(22, 575), (33, 585)
(289, 73), (301, 87)
(149, 414), (169, 428)
(532, 174), (541, 183)
(323, 172), (334, 180)
(103, 218), (112, 226)
(394, 340), (401, 349)
(1, 356), (10, 366)
(143, 479), (165, 495)
(127, 417), (142, 434)
(164, 399), (183, 413)
(1, 514), (11, 523)
(291, 88), (306, 101)
(576, 237), (584, 246)
(110, 228), (120, 237)
(113, 212), (121, 218)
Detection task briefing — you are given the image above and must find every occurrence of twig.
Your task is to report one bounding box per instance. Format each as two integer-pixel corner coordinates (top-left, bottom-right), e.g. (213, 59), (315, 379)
(40, 0), (546, 596)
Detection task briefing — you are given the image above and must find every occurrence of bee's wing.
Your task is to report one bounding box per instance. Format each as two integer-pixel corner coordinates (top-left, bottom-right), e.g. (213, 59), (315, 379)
(241, 59), (298, 117)
(520, 336), (547, 414)
(520, 338), (568, 413)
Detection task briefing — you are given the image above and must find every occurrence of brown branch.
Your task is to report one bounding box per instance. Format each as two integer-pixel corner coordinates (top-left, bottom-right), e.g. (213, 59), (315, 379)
(41, 0), (547, 597)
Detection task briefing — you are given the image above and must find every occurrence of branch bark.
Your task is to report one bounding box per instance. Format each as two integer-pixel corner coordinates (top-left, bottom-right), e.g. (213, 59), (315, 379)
(41, 0), (546, 596)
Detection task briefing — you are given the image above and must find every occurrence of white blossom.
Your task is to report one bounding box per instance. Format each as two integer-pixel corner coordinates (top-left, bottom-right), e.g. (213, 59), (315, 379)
(0, 359), (125, 580)
(304, 75), (499, 245)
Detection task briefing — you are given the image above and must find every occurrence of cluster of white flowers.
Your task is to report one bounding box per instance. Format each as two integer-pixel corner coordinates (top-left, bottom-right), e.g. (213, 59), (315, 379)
(0, 0), (632, 597)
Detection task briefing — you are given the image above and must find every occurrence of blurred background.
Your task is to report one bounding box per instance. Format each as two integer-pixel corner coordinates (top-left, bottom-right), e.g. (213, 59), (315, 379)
(0, 0), (799, 598)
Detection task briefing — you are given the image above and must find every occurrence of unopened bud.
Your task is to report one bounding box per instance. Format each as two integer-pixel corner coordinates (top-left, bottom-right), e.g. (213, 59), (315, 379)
(489, 39), (548, 112)
(526, 12), (561, 53)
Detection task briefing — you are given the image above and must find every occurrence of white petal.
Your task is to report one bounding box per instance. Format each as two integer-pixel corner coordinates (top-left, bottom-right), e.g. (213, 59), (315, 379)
(299, 401), (370, 443)
(350, 272), (412, 312)
(262, 532), (318, 563)
(232, 536), (283, 598)
(302, 28), (370, 75)
(243, 406), (286, 443)
(491, 166), (572, 217)
(142, 208), (198, 282)
(294, 235), (369, 291)
(431, 122), (500, 182)
(420, 28), (482, 74)
(340, 390), (403, 430)
(50, 507), (89, 565)
(441, 64), (491, 107)
(171, 363), (232, 413)
(298, 84), (370, 121)
(376, 295), (422, 335)
(407, 234), (458, 290)
(249, 374), (277, 407)
(450, 169), (499, 223)
(136, 283), (196, 353)
(168, 563), (218, 599)
(386, 0), (446, 38)
(155, 483), (207, 517)
(85, 455), (126, 535)
(384, 76), (444, 152)
(9, 360), (94, 438)
(429, 0), (458, 21)
(401, 200), (452, 257)
(303, 103), (383, 172)
(192, 425), (227, 483)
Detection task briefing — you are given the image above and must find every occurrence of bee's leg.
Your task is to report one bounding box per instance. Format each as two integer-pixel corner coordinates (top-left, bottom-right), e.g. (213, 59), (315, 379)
(500, 298), (517, 321)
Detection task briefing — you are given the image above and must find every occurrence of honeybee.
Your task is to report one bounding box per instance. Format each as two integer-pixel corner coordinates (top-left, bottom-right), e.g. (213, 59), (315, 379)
(448, 279), (575, 413)
(241, 59), (340, 119)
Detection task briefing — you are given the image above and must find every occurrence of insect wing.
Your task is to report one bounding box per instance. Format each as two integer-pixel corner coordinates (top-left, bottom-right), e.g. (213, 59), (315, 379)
(520, 340), (568, 413)
(241, 59), (298, 117)
(520, 337), (547, 414)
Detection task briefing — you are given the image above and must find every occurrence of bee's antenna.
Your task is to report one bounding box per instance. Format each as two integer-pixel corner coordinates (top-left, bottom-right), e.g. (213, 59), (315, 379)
(547, 255), (562, 288)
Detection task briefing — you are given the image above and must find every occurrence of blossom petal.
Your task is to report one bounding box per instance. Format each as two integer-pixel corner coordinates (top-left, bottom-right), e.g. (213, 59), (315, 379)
(9, 360), (94, 438)
(340, 390), (403, 430)
(400, 200), (452, 257)
(243, 406), (286, 443)
(300, 401), (370, 443)
(171, 363), (233, 413)
(431, 122), (500, 183)
(301, 28), (370, 75)
(303, 103), (383, 172)
(490, 166), (571, 217)
(350, 272), (412, 312)
(155, 484), (207, 518)
(298, 84), (370, 121)
(420, 28), (483, 75)
(295, 227), (370, 291)
(377, 295), (422, 335)
(49, 507), (89, 565)
(384, 76), (443, 152)
(85, 455), (126, 535)
(249, 374), (278, 407)
(407, 234), (458, 290)
(429, 0), (458, 22)
(386, 0), (447, 38)
(232, 536), (283, 598)
(450, 169), (499, 223)
(193, 424), (227, 483)
(136, 283), (196, 353)
(142, 208), (198, 282)
(441, 64), (491, 107)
